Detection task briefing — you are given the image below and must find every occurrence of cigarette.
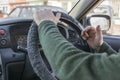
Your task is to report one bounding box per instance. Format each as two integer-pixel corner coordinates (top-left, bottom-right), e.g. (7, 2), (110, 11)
(78, 23), (89, 37)
(85, 32), (89, 37)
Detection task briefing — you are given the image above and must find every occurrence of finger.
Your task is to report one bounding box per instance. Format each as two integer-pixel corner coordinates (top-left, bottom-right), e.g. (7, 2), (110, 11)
(81, 34), (88, 40)
(81, 26), (97, 40)
(96, 25), (103, 45)
(82, 36), (87, 40)
(81, 31), (89, 37)
(45, 9), (54, 16)
(33, 10), (42, 26)
(81, 26), (95, 36)
(45, 9), (52, 13)
(84, 26), (95, 31)
(85, 26), (96, 35)
(81, 31), (89, 40)
(96, 25), (102, 37)
(56, 13), (61, 20)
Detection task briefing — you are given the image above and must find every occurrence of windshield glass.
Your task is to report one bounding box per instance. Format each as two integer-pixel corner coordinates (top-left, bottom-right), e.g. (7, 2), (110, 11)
(8, 0), (79, 18)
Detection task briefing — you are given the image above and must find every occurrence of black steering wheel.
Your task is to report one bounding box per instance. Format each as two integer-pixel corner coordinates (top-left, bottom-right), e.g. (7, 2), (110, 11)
(27, 11), (91, 80)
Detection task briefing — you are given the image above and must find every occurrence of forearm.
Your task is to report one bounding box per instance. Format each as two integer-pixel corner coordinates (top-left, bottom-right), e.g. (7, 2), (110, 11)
(38, 20), (120, 80)
(38, 20), (81, 69)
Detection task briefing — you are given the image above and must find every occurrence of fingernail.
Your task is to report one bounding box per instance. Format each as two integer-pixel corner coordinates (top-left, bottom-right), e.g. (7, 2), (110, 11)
(98, 25), (100, 28)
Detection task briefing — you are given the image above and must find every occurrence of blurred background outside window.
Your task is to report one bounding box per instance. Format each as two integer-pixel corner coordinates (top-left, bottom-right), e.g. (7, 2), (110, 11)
(88, 0), (120, 35)
(0, 0), (78, 14)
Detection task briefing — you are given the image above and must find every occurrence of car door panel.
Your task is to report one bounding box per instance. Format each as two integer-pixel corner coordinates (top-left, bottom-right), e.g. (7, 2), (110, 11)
(103, 35), (120, 52)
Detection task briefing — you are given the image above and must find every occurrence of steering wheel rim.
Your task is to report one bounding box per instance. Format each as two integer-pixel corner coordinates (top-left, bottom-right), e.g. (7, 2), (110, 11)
(27, 11), (91, 80)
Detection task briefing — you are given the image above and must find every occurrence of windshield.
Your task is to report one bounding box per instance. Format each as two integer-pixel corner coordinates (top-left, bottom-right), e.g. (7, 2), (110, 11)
(8, 0), (79, 18)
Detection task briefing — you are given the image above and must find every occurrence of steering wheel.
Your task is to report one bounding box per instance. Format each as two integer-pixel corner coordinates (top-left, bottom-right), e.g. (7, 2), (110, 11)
(27, 11), (91, 80)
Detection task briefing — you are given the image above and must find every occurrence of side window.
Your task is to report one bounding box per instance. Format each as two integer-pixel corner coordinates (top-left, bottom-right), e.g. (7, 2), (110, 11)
(87, 0), (120, 36)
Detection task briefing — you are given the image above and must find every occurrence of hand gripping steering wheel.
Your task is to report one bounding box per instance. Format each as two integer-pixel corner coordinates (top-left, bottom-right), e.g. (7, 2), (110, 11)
(27, 11), (91, 80)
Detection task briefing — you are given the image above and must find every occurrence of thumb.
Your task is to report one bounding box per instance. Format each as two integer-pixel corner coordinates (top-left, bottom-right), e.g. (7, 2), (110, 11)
(96, 25), (103, 45)
(96, 25), (102, 36)
(56, 13), (61, 20)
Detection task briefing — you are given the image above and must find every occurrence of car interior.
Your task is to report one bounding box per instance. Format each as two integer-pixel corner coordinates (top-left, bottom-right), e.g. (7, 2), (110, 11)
(0, 0), (120, 80)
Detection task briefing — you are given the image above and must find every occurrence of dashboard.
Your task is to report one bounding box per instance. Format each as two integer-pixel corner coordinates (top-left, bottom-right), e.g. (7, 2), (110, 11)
(1, 18), (77, 80)
(0, 18), (32, 80)
(0, 19), (79, 52)
(0, 18), (81, 80)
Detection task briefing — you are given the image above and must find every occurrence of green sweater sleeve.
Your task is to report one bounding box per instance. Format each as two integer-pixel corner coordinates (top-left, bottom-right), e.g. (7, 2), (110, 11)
(38, 20), (120, 80)
(98, 42), (117, 55)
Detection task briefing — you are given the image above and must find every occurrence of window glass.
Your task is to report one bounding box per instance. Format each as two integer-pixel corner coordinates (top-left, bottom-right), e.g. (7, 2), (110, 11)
(8, 0), (79, 18)
(88, 0), (120, 36)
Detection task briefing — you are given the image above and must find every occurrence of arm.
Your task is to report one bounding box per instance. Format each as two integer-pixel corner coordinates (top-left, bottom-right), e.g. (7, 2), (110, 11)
(81, 26), (117, 55)
(38, 20), (120, 80)
(98, 42), (117, 54)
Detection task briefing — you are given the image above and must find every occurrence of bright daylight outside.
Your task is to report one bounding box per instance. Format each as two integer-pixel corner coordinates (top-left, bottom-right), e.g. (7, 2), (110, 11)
(0, 0), (120, 35)
(0, 0), (78, 16)
(88, 0), (120, 35)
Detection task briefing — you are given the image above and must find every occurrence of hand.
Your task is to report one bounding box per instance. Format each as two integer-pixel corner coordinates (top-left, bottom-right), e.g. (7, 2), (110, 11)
(81, 25), (103, 50)
(33, 9), (61, 26)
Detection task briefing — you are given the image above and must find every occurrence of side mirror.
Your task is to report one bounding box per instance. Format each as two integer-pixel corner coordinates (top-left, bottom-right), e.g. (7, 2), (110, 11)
(88, 15), (111, 31)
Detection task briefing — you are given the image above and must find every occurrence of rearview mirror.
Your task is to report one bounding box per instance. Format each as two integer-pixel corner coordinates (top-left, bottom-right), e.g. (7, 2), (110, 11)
(89, 15), (111, 31)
